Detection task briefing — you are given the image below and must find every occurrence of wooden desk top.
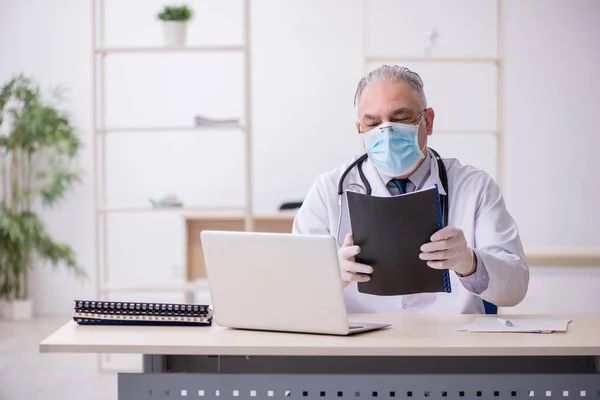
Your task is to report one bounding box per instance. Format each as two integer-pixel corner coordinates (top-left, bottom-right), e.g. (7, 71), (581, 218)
(183, 212), (296, 221)
(39, 314), (600, 357)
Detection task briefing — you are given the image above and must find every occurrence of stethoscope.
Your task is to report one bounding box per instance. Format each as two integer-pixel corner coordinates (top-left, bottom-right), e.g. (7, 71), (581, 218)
(335, 147), (449, 246)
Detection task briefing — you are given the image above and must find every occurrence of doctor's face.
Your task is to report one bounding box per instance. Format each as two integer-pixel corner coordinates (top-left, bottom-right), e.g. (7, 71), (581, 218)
(355, 80), (434, 152)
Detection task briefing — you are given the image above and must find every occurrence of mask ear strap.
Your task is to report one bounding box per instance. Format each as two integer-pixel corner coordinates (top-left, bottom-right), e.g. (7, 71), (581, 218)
(417, 138), (429, 157)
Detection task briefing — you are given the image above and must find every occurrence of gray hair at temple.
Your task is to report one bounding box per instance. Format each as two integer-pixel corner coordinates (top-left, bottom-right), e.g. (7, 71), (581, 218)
(353, 65), (427, 109)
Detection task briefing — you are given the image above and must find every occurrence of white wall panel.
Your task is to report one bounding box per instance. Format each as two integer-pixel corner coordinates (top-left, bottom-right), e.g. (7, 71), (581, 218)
(251, 0), (364, 213)
(506, 267), (600, 315)
(503, 0), (600, 247)
(366, 0), (497, 58)
(428, 133), (497, 179)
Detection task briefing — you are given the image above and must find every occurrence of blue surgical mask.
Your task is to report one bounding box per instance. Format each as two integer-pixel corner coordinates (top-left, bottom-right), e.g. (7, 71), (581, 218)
(363, 121), (425, 177)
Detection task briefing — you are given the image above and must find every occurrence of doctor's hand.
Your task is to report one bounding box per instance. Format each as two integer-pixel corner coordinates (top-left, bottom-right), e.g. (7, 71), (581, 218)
(338, 233), (373, 288)
(419, 227), (476, 277)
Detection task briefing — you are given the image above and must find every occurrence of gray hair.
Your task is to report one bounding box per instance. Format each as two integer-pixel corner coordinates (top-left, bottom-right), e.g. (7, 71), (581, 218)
(354, 65), (427, 108)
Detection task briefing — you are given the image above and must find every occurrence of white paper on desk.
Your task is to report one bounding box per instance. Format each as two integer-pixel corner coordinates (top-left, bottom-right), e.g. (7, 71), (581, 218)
(458, 317), (572, 333)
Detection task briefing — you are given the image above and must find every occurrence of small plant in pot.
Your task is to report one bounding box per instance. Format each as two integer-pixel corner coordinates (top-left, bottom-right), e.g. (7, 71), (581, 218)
(0, 75), (86, 321)
(157, 4), (194, 47)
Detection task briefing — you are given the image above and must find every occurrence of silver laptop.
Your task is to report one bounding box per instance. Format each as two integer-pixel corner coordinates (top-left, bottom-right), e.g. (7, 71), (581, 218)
(201, 230), (390, 335)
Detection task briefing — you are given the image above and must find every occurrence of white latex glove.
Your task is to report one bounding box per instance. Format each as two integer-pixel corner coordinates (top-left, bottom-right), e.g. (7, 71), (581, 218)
(338, 233), (373, 288)
(419, 226), (476, 276)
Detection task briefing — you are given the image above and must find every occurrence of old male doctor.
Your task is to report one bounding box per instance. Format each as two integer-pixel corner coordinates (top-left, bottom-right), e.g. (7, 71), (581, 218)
(292, 65), (529, 314)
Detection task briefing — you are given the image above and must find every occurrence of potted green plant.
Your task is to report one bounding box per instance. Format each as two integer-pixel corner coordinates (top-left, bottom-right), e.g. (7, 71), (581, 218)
(0, 75), (86, 320)
(157, 4), (194, 47)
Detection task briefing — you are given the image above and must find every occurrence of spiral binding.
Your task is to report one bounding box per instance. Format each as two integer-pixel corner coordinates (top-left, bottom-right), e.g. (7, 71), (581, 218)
(72, 299), (213, 326)
(433, 184), (452, 294)
(73, 319), (210, 327)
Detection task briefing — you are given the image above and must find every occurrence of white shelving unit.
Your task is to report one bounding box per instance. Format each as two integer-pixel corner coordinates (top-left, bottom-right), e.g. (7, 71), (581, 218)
(91, 0), (253, 372)
(362, 0), (505, 188)
(91, 0), (253, 303)
(95, 45), (245, 54)
(99, 125), (246, 133)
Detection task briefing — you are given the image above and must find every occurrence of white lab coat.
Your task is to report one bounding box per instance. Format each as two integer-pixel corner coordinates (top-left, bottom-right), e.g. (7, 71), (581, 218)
(292, 149), (529, 314)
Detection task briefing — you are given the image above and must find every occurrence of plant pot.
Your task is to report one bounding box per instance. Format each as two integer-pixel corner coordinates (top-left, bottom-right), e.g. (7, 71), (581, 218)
(162, 21), (188, 47)
(0, 298), (33, 321)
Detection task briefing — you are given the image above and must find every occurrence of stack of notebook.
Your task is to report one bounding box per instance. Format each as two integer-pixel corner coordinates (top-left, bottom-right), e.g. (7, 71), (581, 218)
(73, 300), (213, 326)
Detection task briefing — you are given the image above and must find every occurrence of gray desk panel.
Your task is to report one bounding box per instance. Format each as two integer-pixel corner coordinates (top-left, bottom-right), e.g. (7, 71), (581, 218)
(119, 372), (600, 400)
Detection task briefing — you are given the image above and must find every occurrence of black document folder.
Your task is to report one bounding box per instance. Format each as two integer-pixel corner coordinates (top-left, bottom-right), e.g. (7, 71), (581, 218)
(347, 185), (452, 296)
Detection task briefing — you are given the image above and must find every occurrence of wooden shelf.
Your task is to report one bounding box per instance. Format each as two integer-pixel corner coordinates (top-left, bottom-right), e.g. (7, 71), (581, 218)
(366, 56), (500, 65)
(99, 280), (209, 293)
(95, 45), (245, 55)
(184, 211), (296, 221)
(525, 247), (600, 267)
(98, 206), (245, 214)
(96, 125), (246, 134)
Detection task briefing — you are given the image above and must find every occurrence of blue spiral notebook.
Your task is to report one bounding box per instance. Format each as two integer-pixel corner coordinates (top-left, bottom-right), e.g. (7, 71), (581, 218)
(346, 185), (452, 296)
(73, 300), (213, 327)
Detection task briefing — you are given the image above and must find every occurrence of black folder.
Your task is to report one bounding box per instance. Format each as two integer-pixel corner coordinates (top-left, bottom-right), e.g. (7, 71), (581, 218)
(347, 186), (452, 296)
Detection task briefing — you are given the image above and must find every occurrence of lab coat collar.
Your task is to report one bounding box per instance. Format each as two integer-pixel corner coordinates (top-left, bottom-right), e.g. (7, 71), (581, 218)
(362, 148), (446, 196)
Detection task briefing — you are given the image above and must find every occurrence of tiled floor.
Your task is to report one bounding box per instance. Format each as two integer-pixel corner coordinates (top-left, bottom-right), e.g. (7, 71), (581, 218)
(0, 317), (117, 400)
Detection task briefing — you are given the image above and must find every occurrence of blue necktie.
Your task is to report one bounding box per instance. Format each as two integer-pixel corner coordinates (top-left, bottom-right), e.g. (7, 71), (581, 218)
(392, 178), (410, 194)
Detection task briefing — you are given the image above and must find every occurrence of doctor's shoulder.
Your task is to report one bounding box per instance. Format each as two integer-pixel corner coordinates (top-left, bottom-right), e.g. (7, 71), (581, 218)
(443, 157), (501, 198)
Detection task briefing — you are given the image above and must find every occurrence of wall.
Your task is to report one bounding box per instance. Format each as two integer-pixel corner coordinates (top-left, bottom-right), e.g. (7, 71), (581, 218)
(0, 0), (96, 310)
(504, 0), (600, 247)
(502, 0), (600, 314)
(0, 0), (599, 316)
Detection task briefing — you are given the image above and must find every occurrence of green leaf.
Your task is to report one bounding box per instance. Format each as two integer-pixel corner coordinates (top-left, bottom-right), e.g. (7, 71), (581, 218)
(39, 162), (82, 208)
(34, 232), (87, 278)
(0, 211), (25, 242)
(157, 5), (193, 21)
